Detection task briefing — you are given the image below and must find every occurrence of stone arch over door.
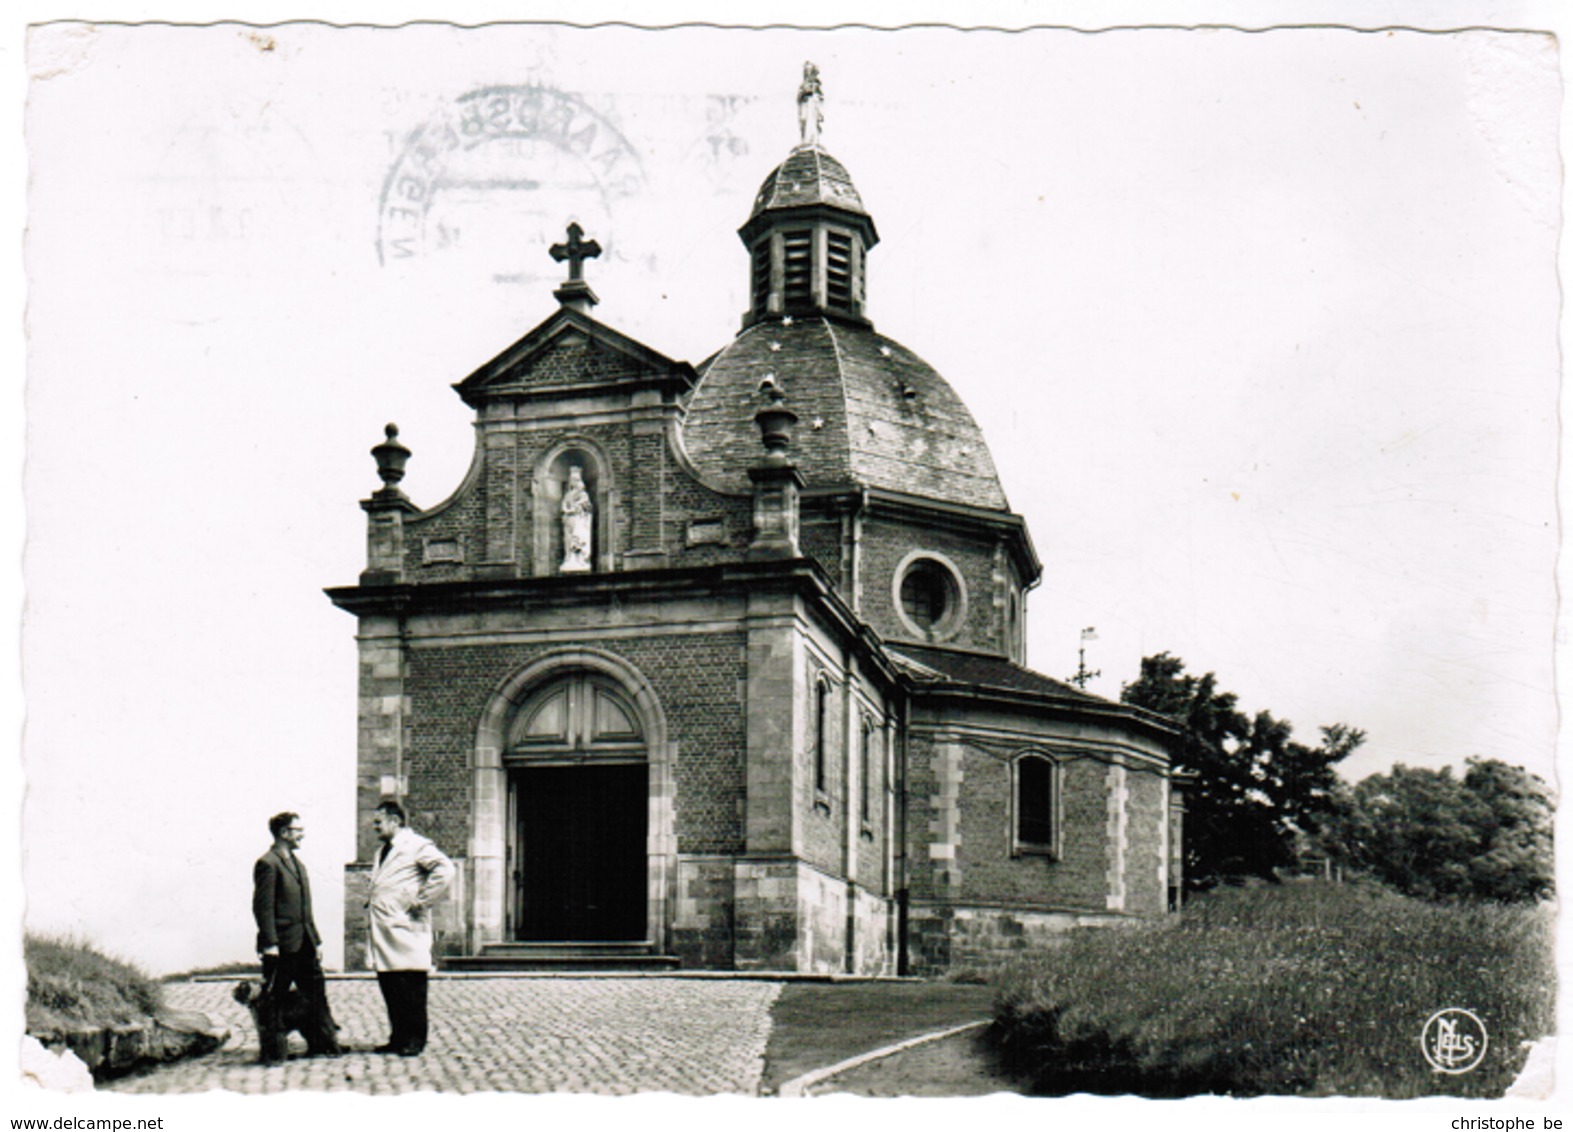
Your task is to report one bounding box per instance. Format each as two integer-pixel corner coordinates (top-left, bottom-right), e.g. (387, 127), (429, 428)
(532, 439), (617, 575)
(470, 648), (674, 949)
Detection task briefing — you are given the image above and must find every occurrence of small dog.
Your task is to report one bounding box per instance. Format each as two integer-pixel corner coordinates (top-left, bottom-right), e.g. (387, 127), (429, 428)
(233, 979), (339, 1064)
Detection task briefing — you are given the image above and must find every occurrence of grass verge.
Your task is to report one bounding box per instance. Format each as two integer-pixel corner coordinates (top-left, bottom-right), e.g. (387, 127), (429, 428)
(761, 981), (995, 1093)
(991, 881), (1554, 1098)
(26, 935), (164, 1036)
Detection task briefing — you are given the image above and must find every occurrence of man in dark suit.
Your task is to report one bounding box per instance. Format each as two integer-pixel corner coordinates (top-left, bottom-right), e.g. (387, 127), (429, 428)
(252, 811), (340, 1063)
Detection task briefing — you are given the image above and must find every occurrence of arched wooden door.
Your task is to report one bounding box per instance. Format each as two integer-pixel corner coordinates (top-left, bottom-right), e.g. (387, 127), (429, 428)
(506, 673), (648, 941)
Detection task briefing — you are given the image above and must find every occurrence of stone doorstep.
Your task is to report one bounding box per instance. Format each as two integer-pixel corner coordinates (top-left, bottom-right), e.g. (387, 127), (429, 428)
(443, 953), (682, 973)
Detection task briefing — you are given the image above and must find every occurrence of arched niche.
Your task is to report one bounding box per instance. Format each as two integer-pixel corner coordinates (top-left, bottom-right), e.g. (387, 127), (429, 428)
(532, 440), (616, 576)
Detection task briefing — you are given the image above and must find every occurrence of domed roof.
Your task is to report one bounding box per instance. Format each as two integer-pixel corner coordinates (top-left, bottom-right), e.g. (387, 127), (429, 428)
(682, 317), (1009, 512)
(749, 146), (869, 220)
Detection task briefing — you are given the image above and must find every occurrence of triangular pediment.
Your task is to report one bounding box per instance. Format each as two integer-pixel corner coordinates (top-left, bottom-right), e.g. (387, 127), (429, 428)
(455, 307), (696, 407)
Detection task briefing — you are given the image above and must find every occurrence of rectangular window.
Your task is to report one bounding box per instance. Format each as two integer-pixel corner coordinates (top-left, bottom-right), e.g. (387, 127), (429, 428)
(859, 722), (873, 825)
(1015, 755), (1057, 855)
(814, 679), (829, 795)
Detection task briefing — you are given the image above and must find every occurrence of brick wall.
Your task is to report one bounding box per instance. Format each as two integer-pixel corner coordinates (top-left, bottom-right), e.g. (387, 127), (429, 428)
(907, 727), (1161, 918)
(662, 467), (755, 566)
(400, 631), (747, 858)
(1104, 763), (1129, 911)
(951, 746), (1109, 911)
(799, 516), (844, 592)
(521, 335), (651, 387)
(628, 429), (664, 555)
(798, 654), (846, 876)
(796, 644), (896, 895)
(1125, 768), (1167, 915)
(431, 423), (639, 580)
(852, 716), (888, 893)
(903, 731), (938, 901)
(397, 451), (486, 582)
(859, 517), (1005, 652)
(482, 429), (519, 564)
(1058, 756), (1117, 906)
(396, 411), (770, 583)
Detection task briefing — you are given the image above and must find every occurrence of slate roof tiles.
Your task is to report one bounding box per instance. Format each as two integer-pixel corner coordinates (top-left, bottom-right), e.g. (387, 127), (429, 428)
(682, 318), (1009, 511)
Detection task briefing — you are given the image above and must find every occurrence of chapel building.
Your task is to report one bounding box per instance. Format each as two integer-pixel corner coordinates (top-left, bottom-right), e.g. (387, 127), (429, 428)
(328, 68), (1186, 975)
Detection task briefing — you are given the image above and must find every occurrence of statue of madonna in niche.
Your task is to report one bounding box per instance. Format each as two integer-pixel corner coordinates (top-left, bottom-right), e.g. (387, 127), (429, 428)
(560, 464), (594, 573)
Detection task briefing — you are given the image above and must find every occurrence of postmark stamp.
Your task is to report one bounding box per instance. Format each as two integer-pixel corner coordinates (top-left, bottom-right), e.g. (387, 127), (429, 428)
(378, 85), (644, 285)
(682, 94), (755, 191)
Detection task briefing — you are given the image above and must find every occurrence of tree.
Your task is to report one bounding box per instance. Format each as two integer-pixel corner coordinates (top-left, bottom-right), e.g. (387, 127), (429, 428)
(1121, 653), (1363, 886)
(1325, 758), (1553, 903)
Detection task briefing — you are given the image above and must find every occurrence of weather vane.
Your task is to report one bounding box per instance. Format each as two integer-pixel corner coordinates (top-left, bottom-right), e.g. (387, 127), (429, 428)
(1069, 627), (1101, 690)
(797, 61), (824, 149)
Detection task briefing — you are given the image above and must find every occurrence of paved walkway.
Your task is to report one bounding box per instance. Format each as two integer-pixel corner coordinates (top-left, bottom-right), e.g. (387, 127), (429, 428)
(105, 977), (783, 1095)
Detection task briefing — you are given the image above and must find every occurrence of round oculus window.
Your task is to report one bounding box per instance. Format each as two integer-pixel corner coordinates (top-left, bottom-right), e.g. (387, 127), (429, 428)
(898, 557), (963, 638)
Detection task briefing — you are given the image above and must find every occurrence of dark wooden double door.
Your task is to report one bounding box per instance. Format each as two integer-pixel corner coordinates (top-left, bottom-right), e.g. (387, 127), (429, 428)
(513, 762), (647, 941)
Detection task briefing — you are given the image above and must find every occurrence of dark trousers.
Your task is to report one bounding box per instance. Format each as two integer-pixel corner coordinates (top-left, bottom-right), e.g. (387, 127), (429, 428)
(260, 942), (339, 1061)
(376, 970), (430, 1052)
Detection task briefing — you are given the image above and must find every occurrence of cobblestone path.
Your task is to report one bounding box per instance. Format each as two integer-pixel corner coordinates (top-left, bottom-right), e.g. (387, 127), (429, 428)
(105, 977), (783, 1096)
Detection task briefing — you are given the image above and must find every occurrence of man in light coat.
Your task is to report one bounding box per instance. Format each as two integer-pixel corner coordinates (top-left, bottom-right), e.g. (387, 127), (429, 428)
(367, 800), (455, 1056)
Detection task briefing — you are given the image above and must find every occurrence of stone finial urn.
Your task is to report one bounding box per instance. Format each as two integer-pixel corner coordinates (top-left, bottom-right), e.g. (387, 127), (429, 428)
(753, 404), (798, 461)
(371, 423), (411, 489)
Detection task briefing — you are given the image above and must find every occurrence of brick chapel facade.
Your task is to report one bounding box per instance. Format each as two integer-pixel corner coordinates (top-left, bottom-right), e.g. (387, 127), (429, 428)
(328, 74), (1186, 975)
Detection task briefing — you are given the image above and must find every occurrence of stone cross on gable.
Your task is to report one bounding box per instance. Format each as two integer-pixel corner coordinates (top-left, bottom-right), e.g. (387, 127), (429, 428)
(550, 222), (602, 283)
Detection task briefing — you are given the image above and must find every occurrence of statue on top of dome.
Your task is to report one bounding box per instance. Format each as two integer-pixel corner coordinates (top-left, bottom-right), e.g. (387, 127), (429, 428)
(797, 62), (824, 149)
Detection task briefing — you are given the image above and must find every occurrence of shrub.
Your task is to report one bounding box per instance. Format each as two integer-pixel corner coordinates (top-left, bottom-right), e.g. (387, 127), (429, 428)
(25, 935), (164, 1035)
(991, 882), (1553, 1098)
(1325, 759), (1554, 904)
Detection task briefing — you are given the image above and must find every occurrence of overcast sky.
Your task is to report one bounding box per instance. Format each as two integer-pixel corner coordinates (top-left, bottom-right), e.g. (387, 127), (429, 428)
(18, 11), (1562, 1007)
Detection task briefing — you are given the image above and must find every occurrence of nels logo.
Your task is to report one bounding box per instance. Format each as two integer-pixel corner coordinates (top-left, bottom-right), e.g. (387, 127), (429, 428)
(1421, 1008), (1489, 1075)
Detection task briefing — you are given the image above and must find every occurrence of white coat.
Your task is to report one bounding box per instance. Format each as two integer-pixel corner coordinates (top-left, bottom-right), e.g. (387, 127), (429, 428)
(367, 827), (455, 972)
